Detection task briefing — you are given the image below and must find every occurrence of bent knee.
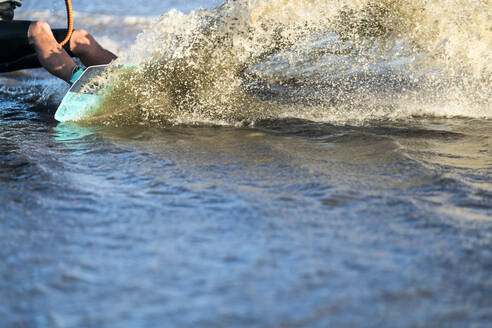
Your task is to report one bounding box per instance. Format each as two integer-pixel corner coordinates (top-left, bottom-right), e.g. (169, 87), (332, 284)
(28, 21), (52, 40)
(70, 29), (94, 51)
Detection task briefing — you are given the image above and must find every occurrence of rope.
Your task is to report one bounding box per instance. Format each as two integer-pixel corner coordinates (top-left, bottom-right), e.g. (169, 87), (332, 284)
(59, 0), (73, 47)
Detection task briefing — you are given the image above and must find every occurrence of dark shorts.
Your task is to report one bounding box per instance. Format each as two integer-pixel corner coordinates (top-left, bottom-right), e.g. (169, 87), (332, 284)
(0, 20), (74, 73)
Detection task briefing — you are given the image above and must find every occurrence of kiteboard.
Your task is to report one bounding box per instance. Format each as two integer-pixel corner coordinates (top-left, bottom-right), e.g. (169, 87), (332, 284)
(54, 65), (109, 122)
(55, 64), (135, 122)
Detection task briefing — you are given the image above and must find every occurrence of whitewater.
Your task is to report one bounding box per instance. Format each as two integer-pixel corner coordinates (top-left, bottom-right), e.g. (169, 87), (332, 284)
(74, 0), (492, 126)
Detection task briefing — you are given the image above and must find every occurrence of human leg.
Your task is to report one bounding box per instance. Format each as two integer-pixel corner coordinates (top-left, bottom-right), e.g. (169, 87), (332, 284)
(28, 21), (76, 82)
(0, 20), (76, 73)
(1, 20), (117, 82)
(28, 22), (117, 82)
(28, 20), (75, 82)
(69, 29), (117, 67)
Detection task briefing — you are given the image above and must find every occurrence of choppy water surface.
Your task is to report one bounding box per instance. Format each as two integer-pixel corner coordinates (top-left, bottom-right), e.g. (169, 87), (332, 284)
(1, 0), (492, 327)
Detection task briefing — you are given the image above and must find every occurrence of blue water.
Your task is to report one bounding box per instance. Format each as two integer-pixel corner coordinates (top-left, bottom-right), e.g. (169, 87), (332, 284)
(1, 1), (492, 327)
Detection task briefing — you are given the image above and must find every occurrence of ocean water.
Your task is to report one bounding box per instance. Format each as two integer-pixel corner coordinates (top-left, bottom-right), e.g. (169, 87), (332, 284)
(1, 1), (491, 327)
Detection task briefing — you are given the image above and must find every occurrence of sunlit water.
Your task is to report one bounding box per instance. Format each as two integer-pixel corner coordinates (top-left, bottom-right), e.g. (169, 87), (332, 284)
(1, 0), (492, 327)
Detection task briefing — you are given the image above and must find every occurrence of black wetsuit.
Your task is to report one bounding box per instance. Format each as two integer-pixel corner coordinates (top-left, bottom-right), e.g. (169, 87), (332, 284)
(0, 2), (74, 73)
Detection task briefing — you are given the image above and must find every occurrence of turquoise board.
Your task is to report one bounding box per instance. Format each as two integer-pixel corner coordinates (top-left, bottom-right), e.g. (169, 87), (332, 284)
(55, 65), (109, 122)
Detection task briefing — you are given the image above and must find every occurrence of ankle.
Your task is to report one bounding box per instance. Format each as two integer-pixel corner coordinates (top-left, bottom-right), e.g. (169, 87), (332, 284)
(69, 65), (85, 85)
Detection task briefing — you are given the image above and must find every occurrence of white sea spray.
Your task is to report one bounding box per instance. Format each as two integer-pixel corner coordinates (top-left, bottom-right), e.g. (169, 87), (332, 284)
(86, 0), (492, 126)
